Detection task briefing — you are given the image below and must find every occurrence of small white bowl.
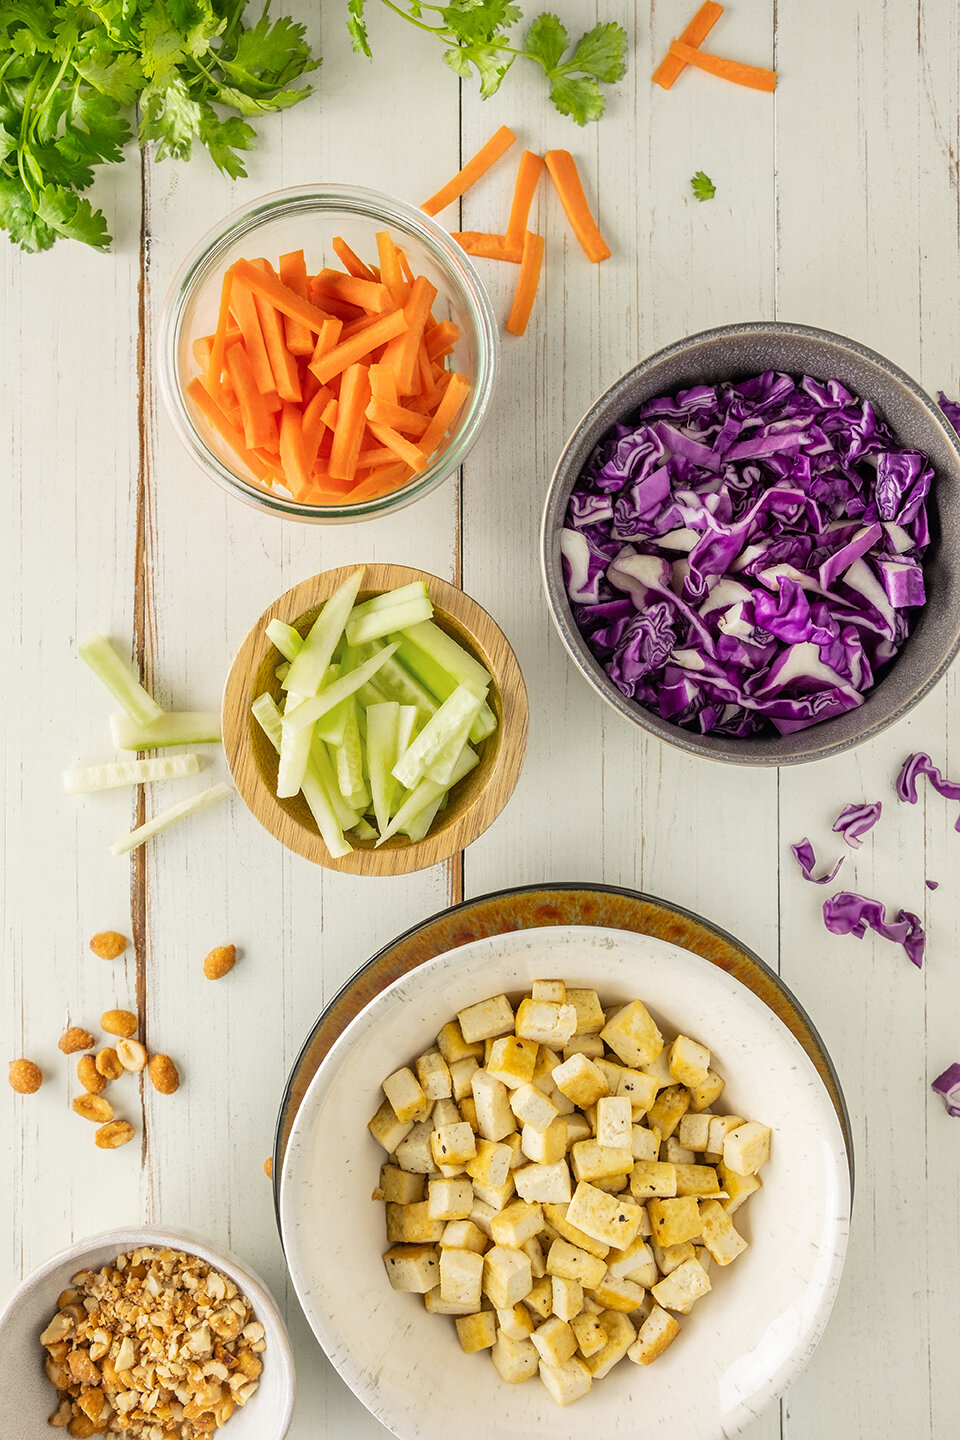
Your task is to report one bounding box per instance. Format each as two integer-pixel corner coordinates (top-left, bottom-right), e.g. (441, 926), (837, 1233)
(0, 1226), (295, 1438)
(280, 924), (851, 1440)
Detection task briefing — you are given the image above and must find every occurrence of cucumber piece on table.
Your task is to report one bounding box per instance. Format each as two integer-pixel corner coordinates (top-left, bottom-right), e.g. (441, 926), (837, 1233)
(79, 632), (164, 729)
(63, 755), (203, 794)
(109, 782), (232, 856)
(110, 711), (222, 750)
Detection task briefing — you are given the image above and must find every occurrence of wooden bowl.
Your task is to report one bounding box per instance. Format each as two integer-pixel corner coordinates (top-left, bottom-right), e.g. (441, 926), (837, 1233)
(222, 564), (528, 875)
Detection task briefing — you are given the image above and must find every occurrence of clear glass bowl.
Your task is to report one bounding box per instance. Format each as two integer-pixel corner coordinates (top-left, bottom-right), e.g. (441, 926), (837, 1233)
(156, 185), (499, 523)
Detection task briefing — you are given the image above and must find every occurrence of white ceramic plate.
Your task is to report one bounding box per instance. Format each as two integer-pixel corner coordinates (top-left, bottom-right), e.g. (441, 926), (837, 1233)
(280, 925), (850, 1440)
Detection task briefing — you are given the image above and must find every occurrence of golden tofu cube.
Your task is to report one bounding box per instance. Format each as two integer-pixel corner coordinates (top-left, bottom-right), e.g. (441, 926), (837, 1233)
(699, 1198), (748, 1265)
(415, 1050), (452, 1101)
(627, 1304), (679, 1365)
(629, 1161), (677, 1200)
(723, 1121), (771, 1176)
(569, 1140), (633, 1184)
(570, 1310), (606, 1358)
(465, 1139), (512, 1188)
(587, 1272), (644, 1312)
(368, 1099), (413, 1154)
(437, 1019), (484, 1065)
(662, 1136), (695, 1164)
(382, 1066), (430, 1125)
(677, 1112), (712, 1151)
(707, 1115), (745, 1157)
(688, 1068), (726, 1112)
(514, 1160), (572, 1205)
(440, 1220), (487, 1252)
(431, 1122), (477, 1168)
(394, 1119), (436, 1174)
(647, 1196), (702, 1248)
(491, 1331), (539, 1383)
(668, 1034), (711, 1088)
(581, 1309), (636, 1379)
(543, 1203), (610, 1260)
(595, 1095), (632, 1149)
(471, 1174), (516, 1212)
(497, 1302), (535, 1339)
(538, 1355), (593, 1406)
(385, 1201), (444, 1244)
(617, 1068), (659, 1115)
(427, 1178), (474, 1222)
(459, 1097), (479, 1132)
(647, 1084), (691, 1140)
(651, 1240), (695, 1276)
(449, 1056), (480, 1100)
(563, 1035), (605, 1060)
(531, 1316), (578, 1370)
(487, 1035), (539, 1091)
(551, 1274), (584, 1322)
(545, 1238), (607, 1289)
(439, 1246), (483, 1307)
(552, 1053), (610, 1107)
(483, 1245), (533, 1308)
(606, 1235), (657, 1287)
(521, 1118), (568, 1165)
(566, 1181), (643, 1250)
(562, 1113), (593, 1150)
(523, 1275), (555, 1318)
(651, 1256), (712, 1313)
(532, 1044), (562, 1084)
(490, 1200), (544, 1249)
(566, 988), (605, 1034)
(469, 1198), (497, 1238)
(502, 1131), (527, 1169)
(640, 1048), (674, 1090)
(674, 1163), (721, 1198)
(532, 979), (566, 1004)
(455, 1310), (497, 1353)
(600, 1000), (663, 1068)
(382, 1243), (439, 1293)
(630, 1125), (661, 1162)
(472, 1070), (518, 1143)
(457, 993), (515, 1044)
(718, 1160), (761, 1214)
(379, 1165), (425, 1205)
(510, 1083), (559, 1133)
(515, 998), (577, 1048)
(432, 1096), (461, 1129)
(522, 1233), (547, 1278)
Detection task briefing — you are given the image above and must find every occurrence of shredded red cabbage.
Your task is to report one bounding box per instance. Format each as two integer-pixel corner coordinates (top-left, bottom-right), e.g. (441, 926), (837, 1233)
(832, 800), (882, 848)
(932, 1063), (960, 1116)
(563, 372), (933, 737)
(790, 838), (844, 884)
(938, 392), (960, 434)
(926, 879), (939, 890)
(822, 891), (925, 968)
(895, 752), (960, 829)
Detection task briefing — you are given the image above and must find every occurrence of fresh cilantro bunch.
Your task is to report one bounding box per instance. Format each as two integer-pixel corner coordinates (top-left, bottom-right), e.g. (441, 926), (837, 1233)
(0, 1), (320, 253)
(347, 3), (627, 124)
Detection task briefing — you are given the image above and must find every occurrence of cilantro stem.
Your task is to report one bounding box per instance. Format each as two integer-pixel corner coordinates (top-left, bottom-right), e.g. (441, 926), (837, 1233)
(30, 46), (75, 142)
(378, 0), (446, 37)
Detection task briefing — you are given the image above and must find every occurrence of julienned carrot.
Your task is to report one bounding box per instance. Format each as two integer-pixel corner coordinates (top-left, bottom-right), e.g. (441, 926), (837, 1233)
(505, 231), (545, 338)
(229, 282), (278, 399)
(305, 284), (362, 322)
(340, 310), (386, 342)
(452, 231), (522, 263)
(232, 258), (331, 334)
(376, 230), (407, 306)
(225, 343), (277, 451)
(669, 40), (776, 91)
(424, 321), (461, 361)
(418, 372), (470, 458)
(397, 249), (415, 286)
(279, 403), (312, 498)
(302, 385), (333, 470)
(365, 422), (429, 474)
(321, 397), (339, 430)
(505, 150), (545, 257)
(348, 463), (413, 502)
(329, 363), (371, 483)
(332, 236), (377, 281)
(368, 362), (397, 405)
(421, 125), (517, 216)
(187, 377), (273, 484)
(278, 250), (315, 357)
(365, 397), (430, 437)
(312, 269), (391, 314)
(544, 151), (611, 264)
(355, 446), (399, 467)
(247, 259), (301, 403)
(309, 315), (344, 369)
(207, 265), (235, 391)
(311, 309), (408, 386)
(391, 276), (438, 396)
(652, 1), (724, 89)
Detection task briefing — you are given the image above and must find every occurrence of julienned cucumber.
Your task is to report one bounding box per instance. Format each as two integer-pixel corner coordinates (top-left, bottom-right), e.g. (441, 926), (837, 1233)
(79, 632), (164, 729)
(109, 783), (232, 856)
(110, 711), (222, 750)
(63, 755), (203, 795)
(252, 694), (353, 858)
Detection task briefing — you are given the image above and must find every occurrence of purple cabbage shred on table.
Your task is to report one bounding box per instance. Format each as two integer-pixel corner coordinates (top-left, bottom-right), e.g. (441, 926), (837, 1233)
(895, 752), (960, 830)
(926, 879), (939, 890)
(832, 800), (882, 848)
(822, 891), (926, 969)
(562, 372), (933, 737)
(932, 1063), (960, 1117)
(790, 838), (844, 884)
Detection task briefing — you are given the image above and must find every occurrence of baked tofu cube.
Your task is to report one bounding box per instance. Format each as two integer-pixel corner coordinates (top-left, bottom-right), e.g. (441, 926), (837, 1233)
(718, 1160), (761, 1214)
(368, 1100), (413, 1154)
(545, 1238), (607, 1289)
(483, 1245), (533, 1308)
(630, 1125), (661, 1162)
(385, 1201), (444, 1244)
(539, 1355), (593, 1407)
(457, 993), (515, 1044)
(651, 1240), (695, 1276)
(606, 1236), (657, 1288)
(570, 1311), (606, 1358)
(543, 1204), (610, 1260)
(515, 998), (578, 1048)
(668, 1035), (711, 1088)
(600, 1000), (663, 1068)
(552, 1053), (610, 1107)
(502, 1131), (526, 1169)
(587, 1272), (644, 1312)
(594, 1057), (625, 1091)
(677, 1112), (712, 1151)
(379, 1165), (425, 1205)
(551, 1275), (584, 1322)
(566, 988), (605, 1034)
(674, 1163), (721, 1198)
(707, 1115), (745, 1160)
(562, 1114), (592, 1150)
(415, 1050), (453, 1101)
(688, 1068), (725, 1112)
(465, 1139), (512, 1188)
(382, 1066), (430, 1125)
(588, 1173), (629, 1195)
(455, 1310), (497, 1354)
(723, 1120), (771, 1175)
(469, 1198), (497, 1238)
(490, 1200), (544, 1248)
(662, 1137), (695, 1164)
(431, 1122), (477, 1169)
(532, 1044), (562, 1085)
(651, 1256), (712, 1313)
(617, 1068), (659, 1115)
(647, 1196), (702, 1248)
(647, 1084), (691, 1140)
(487, 1036), (539, 1090)
(523, 1275), (554, 1318)
(627, 1304), (679, 1365)
(581, 1309), (636, 1379)
(472, 1070), (517, 1143)
(531, 1315), (577, 1367)
(471, 1175), (516, 1211)
(629, 1160), (677, 1200)
(563, 1035), (604, 1060)
(699, 1199), (748, 1265)
(382, 1243), (439, 1293)
(641, 1048), (675, 1091)
(510, 1083), (559, 1133)
(532, 979), (566, 1004)
(570, 1140), (633, 1185)
(440, 1246), (484, 1307)
(424, 1286), (477, 1315)
(491, 1331), (539, 1383)
(449, 1056), (480, 1101)
(595, 1096), (632, 1149)
(522, 1234), (547, 1278)
(521, 1118), (567, 1165)
(497, 1302), (535, 1339)
(394, 1119), (435, 1174)
(514, 1160), (572, 1205)
(427, 1178), (474, 1222)
(437, 1019), (484, 1065)
(459, 1097), (479, 1132)
(441, 1219), (487, 1252)
(567, 1182), (643, 1250)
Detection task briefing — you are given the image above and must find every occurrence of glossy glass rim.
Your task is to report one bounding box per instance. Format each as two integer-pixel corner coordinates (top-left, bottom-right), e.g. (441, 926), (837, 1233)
(156, 184), (499, 522)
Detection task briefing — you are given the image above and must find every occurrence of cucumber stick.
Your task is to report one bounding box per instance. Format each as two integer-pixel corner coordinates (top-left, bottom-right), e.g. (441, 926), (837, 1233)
(110, 711), (222, 750)
(393, 619), (492, 695)
(346, 582), (429, 626)
(392, 685), (487, 790)
(366, 701), (400, 836)
(79, 632), (163, 728)
(281, 644), (399, 736)
(389, 628), (496, 742)
(335, 700), (366, 802)
(377, 744), (479, 845)
(266, 619), (304, 663)
(282, 568), (364, 698)
(346, 596), (434, 647)
(252, 695), (352, 858)
(63, 755), (202, 795)
(276, 694), (314, 799)
(110, 782), (232, 856)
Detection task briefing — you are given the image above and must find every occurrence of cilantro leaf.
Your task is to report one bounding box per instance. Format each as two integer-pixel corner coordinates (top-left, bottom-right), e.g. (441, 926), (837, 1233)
(35, 183), (111, 248)
(690, 170), (716, 202)
(139, 76), (203, 160)
(347, 0), (372, 57)
(549, 74), (604, 126)
(198, 105), (255, 179)
(0, 175), (57, 251)
(569, 22), (627, 84)
(524, 13), (569, 74)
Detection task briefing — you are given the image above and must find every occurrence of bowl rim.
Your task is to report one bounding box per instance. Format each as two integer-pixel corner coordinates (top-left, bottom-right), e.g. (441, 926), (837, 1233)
(155, 182), (500, 523)
(540, 319), (960, 766)
(221, 563), (529, 874)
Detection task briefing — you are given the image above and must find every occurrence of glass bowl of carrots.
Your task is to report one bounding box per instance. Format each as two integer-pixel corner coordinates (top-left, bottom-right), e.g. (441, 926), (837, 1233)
(156, 185), (499, 522)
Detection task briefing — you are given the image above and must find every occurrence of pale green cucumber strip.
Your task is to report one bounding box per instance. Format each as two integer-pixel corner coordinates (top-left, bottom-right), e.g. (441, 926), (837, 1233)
(393, 620), (492, 695)
(63, 755), (203, 795)
(346, 596), (434, 647)
(282, 644), (399, 736)
(251, 692), (284, 748)
(335, 700), (365, 801)
(311, 741), (361, 834)
(110, 711), (222, 750)
(347, 582), (429, 623)
(362, 648), (438, 721)
(468, 705), (497, 744)
(350, 817), (379, 842)
(252, 696), (352, 857)
(275, 661), (290, 682)
(397, 706), (419, 766)
(402, 793), (444, 842)
(266, 619), (304, 663)
(314, 698), (350, 746)
(276, 696), (314, 799)
(392, 685), (486, 790)
(377, 745), (478, 846)
(366, 701), (400, 837)
(79, 632), (164, 729)
(424, 703), (485, 786)
(283, 567), (364, 698)
(110, 782), (232, 856)
(390, 630), (496, 742)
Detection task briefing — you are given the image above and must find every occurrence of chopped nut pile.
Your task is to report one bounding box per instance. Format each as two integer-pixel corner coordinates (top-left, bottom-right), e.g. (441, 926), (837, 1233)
(41, 1246), (266, 1436)
(370, 980), (771, 1407)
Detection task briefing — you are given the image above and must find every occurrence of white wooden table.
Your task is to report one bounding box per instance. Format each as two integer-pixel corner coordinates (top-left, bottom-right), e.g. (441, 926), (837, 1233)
(3, 3), (958, 1436)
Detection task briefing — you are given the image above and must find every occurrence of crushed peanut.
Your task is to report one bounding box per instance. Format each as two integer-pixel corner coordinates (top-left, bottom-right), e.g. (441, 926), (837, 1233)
(263, 1157), (273, 1180)
(203, 946), (237, 982)
(149, 1054), (180, 1096)
(40, 1246), (266, 1436)
(72, 1094), (114, 1124)
(94, 1120), (135, 1150)
(89, 931), (128, 960)
(116, 1039), (147, 1073)
(59, 1027), (95, 1055)
(96, 1048), (124, 1081)
(8, 1057), (43, 1093)
(101, 1009), (139, 1040)
(77, 1055), (107, 1095)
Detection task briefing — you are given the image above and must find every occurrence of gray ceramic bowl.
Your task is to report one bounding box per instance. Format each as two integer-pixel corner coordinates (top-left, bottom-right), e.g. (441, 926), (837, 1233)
(541, 321), (960, 765)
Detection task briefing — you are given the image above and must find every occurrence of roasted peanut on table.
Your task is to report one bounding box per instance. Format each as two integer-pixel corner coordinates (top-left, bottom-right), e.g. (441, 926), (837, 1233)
(116, 1038), (147, 1073)
(76, 1054), (106, 1095)
(72, 1093), (114, 1124)
(58, 1027), (95, 1055)
(101, 1008), (138, 1039)
(89, 930), (128, 960)
(94, 1119), (135, 1149)
(149, 1053), (180, 1095)
(8, 1057), (42, 1093)
(203, 944), (237, 981)
(95, 1047), (123, 1080)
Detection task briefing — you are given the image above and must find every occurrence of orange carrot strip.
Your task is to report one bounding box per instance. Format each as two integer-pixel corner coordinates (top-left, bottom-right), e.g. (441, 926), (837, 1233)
(452, 231), (522, 263)
(301, 367), (321, 406)
(544, 151), (611, 263)
(365, 397), (430, 437)
(197, 369), (241, 426)
(302, 385), (334, 470)
(340, 311), (386, 342)
(397, 249), (416, 286)
(278, 250), (315, 357)
(348, 463), (414, 502)
(669, 40), (776, 90)
(232, 258), (331, 333)
(366, 421), (429, 474)
(652, 2), (724, 89)
(329, 363), (372, 482)
(207, 266), (235, 387)
(419, 373), (471, 458)
(225, 343), (278, 451)
(229, 283), (278, 397)
(355, 445), (400, 468)
(321, 397), (339, 429)
(312, 269), (391, 314)
(309, 316), (344, 371)
(417, 343), (436, 402)
(376, 231), (407, 306)
(392, 275), (437, 396)
(421, 125), (517, 216)
(306, 281), (363, 321)
(193, 335), (214, 368)
(424, 321), (461, 361)
(277, 403), (312, 498)
(505, 231), (545, 338)
(368, 363), (398, 405)
(254, 293), (302, 402)
(332, 236), (377, 281)
(186, 377), (273, 483)
(505, 150), (545, 257)
(312, 309), (408, 386)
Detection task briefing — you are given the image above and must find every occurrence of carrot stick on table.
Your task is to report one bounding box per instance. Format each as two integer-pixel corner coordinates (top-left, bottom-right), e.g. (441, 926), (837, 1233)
(452, 232), (522, 263)
(311, 309), (408, 386)
(544, 151), (611, 263)
(652, 1), (724, 89)
(421, 125), (517, 215)
(505, 151), (545, 257)
(332, 236), (377, 281)
(669, 41), (777, 91)
(278, 250), (315, 357)
(505, 231), (546, 337)
(329, 363), (372, 482)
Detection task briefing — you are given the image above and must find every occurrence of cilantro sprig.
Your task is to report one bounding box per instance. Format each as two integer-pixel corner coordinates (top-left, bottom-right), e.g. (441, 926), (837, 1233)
(348, 3), (627, 124)
(690, 170), (716, 202)
(0, 2), (320, 253)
